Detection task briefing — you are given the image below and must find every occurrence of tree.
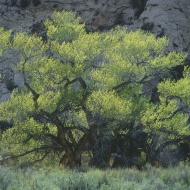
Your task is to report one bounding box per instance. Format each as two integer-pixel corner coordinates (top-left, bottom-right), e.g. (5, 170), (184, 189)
(0, 11), (189, 168)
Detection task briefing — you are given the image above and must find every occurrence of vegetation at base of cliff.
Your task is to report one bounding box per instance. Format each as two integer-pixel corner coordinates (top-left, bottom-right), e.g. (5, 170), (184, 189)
(0, 10), (189, 169)
(0, 164), (190, 190)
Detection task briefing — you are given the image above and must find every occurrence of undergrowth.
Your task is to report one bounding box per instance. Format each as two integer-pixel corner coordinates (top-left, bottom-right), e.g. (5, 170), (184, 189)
(0, 164), (190, 190)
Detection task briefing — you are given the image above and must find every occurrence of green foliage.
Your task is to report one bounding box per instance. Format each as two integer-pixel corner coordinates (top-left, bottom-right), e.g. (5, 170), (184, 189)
(0, 27), (11, 56)
(44, 11), (85, 42)
(0, 165), (190, 189)
(0, 10), (189, 168)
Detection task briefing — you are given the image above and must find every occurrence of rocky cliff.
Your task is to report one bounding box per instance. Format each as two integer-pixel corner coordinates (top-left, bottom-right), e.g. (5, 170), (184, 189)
(0, 0), (190, 101)
(1, 0), (190, 52)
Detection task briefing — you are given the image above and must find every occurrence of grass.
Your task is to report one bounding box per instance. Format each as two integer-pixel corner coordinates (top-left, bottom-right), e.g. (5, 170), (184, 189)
(0, 164), (190, 189)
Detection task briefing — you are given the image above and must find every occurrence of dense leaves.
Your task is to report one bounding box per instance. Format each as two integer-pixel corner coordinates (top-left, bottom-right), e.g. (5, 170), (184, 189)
(0, 11), (189, 168)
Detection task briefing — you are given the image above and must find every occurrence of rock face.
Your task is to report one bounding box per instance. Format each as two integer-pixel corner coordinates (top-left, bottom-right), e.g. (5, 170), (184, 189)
(0, 0), (189, 52)
(0, 0), (190, 101)
(136, 0), (190, 53)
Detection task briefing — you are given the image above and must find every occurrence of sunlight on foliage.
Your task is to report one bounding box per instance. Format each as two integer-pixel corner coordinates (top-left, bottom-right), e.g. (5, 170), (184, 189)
(0, 10), (188, 167)
(0, 27), (11, 56)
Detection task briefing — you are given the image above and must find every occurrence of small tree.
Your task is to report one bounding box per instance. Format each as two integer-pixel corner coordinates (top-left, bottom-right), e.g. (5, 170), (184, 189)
(0, 11), (189, 168)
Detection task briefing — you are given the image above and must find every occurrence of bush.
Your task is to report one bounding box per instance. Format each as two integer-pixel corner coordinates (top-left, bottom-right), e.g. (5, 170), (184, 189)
(0, 165), (190, 189)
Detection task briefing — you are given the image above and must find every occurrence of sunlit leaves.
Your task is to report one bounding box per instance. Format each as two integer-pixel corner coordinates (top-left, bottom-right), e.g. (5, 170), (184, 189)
(150, 52), (186, 70)
(25, 57), (70, 93)
(141, 99), (190, 137)
(44, 11), (85, 42)
(158, 77), (190, 105)
(0, 10), (189, 166)
(87, 90), (132, 121)
(13, 32), (46, 58)
(0, 90), (35, 122)
(0, 27), (11, 56)
(38, 90), (61, 113)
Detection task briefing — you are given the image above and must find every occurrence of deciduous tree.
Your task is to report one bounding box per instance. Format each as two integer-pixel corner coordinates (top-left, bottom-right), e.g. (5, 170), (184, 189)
(0, 11), (189, 168)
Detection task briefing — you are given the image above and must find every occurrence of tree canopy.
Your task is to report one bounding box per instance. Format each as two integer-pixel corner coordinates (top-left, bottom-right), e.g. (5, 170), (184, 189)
(0, 11), (189, 168)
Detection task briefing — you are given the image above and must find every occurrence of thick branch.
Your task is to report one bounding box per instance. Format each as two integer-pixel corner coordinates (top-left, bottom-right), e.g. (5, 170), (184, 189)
(75, 133), (89, 156)
(40, 109), (74, 156)
(64, 126), (88, 133)
(67, 131), (77, 148)
(30, 151), (51, 165)
(64, 77), (87, 90)
(112, 80), (131, 91)
(21, 57), (39, 107)
(0, 146), (50, 164)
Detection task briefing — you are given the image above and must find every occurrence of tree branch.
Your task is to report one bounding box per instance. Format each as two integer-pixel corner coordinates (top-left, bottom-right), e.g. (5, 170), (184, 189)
(30, 151), (51, 165)
(64, 77), (87, 90)
(0, 146), (50, 164)
(112, 79), (131, 91)
(64, 126), (88, 133)
(160, 105), (188, 121)
(21, 57), (39, 107)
